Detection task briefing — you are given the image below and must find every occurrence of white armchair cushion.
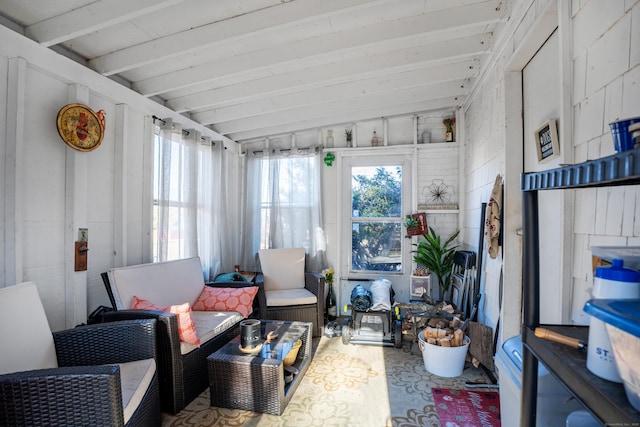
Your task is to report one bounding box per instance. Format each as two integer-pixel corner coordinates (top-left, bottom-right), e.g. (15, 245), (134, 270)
(259, 248), (306, 291)
(0, 282), (58, 374)
(116, 358), (156, 424)
(265, 288), (317, 307)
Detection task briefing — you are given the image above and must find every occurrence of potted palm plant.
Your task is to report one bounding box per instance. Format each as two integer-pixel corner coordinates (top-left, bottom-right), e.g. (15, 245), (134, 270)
(413, 227), (460, 301)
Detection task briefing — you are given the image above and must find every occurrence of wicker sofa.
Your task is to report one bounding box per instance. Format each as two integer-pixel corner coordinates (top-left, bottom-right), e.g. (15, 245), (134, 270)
(99, 257), (265, 414)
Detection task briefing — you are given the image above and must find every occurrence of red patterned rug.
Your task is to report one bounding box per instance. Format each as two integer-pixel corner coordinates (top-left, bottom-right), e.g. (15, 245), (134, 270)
(432, 387), (501, 427)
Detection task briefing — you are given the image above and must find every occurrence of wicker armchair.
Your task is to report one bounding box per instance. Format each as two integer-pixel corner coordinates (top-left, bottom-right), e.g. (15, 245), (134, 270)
(0, 282), (160, 427)
(257, 248), (325, 337)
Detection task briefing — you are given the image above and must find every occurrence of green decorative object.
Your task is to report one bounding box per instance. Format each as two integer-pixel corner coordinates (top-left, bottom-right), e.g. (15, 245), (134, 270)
(324, 152), (335, 166)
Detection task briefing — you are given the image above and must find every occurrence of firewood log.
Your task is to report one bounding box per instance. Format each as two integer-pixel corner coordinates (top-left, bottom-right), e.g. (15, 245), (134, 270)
(439, 336), (452, 347)
(425, 326), (437, 338)
(454, 329), (465, 347)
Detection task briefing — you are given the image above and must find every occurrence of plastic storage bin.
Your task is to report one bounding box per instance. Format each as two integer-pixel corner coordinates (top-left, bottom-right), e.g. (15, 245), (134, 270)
(591, 246), (640, 271)
(496, 335), (584, 426)
(583, 299), (640, 412)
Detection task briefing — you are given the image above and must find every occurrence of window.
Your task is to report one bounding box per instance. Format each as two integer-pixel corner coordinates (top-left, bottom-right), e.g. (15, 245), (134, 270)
(242, 148), (325, 272)
(151, 121), (221, 280)
(348, 161), (408, 274)
(152, 127), (198, 262)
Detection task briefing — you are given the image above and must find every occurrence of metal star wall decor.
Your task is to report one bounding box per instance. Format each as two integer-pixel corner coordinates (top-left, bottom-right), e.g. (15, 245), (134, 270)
(424, 179), (454, 204)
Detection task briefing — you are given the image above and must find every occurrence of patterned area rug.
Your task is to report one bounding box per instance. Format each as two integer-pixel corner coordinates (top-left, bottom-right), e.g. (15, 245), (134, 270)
(162, 336), (495, 427)
(432, 388), (501, 427)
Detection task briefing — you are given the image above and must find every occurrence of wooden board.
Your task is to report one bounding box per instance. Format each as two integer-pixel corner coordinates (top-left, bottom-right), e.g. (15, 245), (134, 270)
(468, 321), (494, 371)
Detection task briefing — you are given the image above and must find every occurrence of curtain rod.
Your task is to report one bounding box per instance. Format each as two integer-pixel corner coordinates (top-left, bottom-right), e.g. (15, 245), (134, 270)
(153, 115), (223, 145)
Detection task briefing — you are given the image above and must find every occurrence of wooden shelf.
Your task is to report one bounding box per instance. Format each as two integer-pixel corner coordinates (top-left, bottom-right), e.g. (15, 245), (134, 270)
(421, 209), (459, 214)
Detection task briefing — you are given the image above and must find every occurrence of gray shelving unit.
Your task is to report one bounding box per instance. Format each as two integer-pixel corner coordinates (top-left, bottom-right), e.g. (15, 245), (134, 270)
(521, 149), (640, 425)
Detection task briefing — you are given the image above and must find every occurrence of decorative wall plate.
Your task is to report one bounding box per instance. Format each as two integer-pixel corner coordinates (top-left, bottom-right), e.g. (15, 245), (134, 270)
(56, 103), (105, 152)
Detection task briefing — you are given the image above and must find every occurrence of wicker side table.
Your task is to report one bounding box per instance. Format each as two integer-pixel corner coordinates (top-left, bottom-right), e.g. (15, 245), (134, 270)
(207, 320), (312, 415)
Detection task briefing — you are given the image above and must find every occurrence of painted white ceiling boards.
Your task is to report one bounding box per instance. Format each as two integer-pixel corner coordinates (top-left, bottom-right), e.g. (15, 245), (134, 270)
(0, 0), (508, 143)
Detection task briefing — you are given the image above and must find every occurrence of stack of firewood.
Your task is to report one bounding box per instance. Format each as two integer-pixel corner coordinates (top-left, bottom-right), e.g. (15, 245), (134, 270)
(423, 316), (467, 347)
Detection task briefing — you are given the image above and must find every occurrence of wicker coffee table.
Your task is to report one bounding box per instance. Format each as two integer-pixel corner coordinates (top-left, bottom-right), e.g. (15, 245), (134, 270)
(207, 320), (312, 415)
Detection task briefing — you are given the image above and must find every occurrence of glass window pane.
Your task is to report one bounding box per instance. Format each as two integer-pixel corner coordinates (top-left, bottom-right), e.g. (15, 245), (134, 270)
(350, 164), (403, 273)
(351, 222), (402, 272)
(351, 166), (402, 218)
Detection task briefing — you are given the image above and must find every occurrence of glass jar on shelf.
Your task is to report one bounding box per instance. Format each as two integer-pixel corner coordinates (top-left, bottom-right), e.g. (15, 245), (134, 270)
(371, 130), (379, 147)
(325, 129), (334, 148)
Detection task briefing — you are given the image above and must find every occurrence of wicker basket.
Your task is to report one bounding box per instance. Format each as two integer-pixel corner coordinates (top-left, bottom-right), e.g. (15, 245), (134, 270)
(283, 340), (302, 367)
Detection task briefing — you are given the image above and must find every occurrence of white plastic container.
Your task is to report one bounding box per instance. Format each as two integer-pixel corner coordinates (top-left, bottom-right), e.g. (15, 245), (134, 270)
(566, 410), (600, 427)
(584, 298), (640, 412)
(586, 259), (640, 382)
(591, 246), (640, 271)
(417, 331), (469, 377)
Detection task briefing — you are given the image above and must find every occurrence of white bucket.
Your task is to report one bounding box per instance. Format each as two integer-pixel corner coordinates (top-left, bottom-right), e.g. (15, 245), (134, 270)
(418, 331), (470, 377)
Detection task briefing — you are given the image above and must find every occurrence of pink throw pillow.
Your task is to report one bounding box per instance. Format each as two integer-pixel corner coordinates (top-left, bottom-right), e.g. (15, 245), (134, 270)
(131, 296), (200, 347)
(193, 286), (259, 318)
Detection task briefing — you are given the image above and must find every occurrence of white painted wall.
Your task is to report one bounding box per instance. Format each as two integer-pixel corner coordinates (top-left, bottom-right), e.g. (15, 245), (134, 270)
(570, 0), (640, 325)
(0, 25), (237, 331)
(462, 0), (640, 347)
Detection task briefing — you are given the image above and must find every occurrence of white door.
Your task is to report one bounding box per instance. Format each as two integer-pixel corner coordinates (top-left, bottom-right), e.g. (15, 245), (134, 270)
(338, 153), (413, 312)
(522, 29), (569, 323)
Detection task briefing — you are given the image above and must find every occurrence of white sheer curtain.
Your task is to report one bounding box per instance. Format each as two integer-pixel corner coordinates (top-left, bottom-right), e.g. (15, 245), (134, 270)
(205, 138), (237, 278)
(153, 118), (223, 280)
(241, 146), (326, 272)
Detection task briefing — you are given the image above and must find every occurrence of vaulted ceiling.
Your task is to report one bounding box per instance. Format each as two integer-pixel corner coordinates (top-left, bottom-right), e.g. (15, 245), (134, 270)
(0, 0), (509, 143)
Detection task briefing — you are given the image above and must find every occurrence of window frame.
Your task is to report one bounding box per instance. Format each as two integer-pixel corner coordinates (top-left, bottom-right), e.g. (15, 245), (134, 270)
(340, 153), (413, 278)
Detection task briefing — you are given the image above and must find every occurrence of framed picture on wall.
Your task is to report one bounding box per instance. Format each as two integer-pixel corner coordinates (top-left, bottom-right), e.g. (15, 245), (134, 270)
(534, 119), (560, 163)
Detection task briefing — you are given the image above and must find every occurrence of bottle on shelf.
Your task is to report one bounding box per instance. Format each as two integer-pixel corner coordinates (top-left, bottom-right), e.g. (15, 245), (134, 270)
(371, 130), (379, 147)
(326, 281), (337, 321)
(325, 129), (334, 148)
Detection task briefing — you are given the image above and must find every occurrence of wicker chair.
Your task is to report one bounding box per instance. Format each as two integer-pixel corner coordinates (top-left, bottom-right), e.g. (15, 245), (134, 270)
(256, 248), (325, 337)
(0, 282), (161, 427)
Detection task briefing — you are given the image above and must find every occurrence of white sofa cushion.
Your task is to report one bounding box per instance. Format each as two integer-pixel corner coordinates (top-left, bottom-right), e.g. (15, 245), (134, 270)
(0, 282), (58, 374)
(116, 358), (156, 424)
(259, 248), (305, 291)
(180, 311), (243, 355)
(108, 257), (205, 309)
(265, 288), (317, 307)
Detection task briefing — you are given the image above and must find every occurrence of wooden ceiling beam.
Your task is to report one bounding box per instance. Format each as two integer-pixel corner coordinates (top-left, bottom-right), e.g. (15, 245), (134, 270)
(131, 5), (498, 97)
(193, 62), (475, 124)
(166, 34), (488, 113)
(213, 81), (467, 134)
(88, 0), (387, 75)
(25, 0), (189, 47)
(226, 97), (460, 142)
